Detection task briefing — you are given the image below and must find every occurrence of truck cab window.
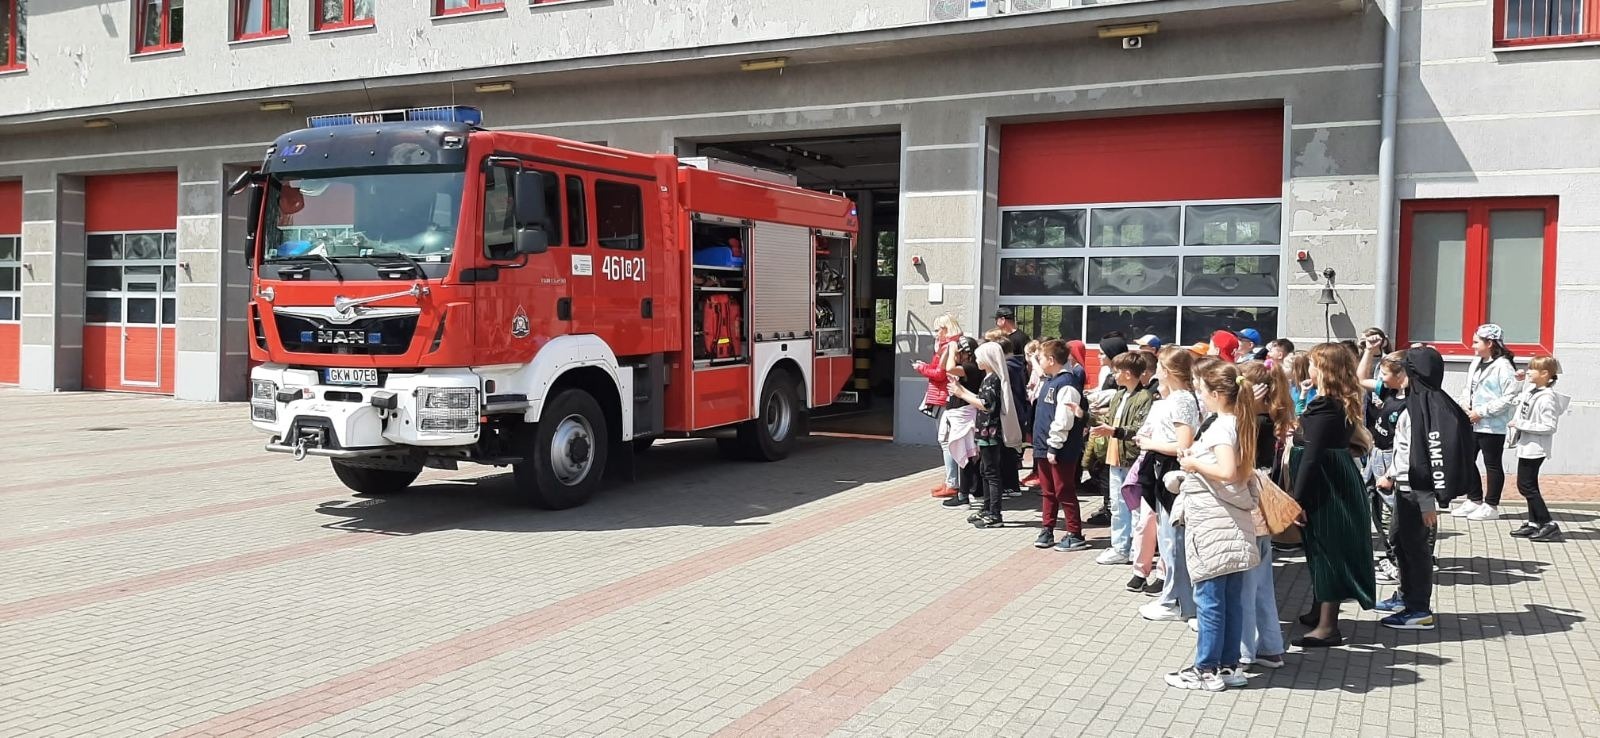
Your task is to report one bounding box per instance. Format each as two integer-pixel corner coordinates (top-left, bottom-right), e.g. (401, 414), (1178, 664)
(566, 175), (588, 247)
(483, 165), (563, 260)
(483, 166), (516, 259)
(596, 180), (643, 251)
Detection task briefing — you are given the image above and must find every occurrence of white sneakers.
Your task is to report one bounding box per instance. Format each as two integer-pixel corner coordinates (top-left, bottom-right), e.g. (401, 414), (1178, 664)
(1451, 500), (1480, 518)
(1096, 549), (1132, 565)
(1140, 602), (1183, 622)
(1468, 504), (1501, 521)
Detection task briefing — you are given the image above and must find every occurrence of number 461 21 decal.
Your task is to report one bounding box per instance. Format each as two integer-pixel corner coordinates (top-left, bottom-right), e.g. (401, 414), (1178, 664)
(602, 255), (647, 282)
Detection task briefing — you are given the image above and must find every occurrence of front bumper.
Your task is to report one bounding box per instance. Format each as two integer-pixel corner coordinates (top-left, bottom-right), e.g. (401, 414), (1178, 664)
(250, 364), (482, 455)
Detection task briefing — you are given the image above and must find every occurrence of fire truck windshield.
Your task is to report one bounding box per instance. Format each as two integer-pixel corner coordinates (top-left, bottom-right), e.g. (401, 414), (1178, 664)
(262, 168), (466, 262)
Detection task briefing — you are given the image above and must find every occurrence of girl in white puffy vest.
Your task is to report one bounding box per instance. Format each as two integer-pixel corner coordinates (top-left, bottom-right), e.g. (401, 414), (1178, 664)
(1507, 355), (1570, 542)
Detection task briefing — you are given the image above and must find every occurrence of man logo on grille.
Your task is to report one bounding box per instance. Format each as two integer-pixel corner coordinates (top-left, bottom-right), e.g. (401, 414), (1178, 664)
(511, 306), (531, 339)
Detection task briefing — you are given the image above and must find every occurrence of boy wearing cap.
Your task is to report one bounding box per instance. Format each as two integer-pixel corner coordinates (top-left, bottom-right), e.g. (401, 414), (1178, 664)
(1135, 335), (1163, 354)
(1236, 329), (1268, 362)
(994, 307), (1031, 359)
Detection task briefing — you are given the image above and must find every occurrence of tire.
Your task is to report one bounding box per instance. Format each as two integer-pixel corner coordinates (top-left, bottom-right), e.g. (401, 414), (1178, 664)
(514, 388), (609, 510)
(331, 459), (421, 497)
(736, 372), (802, 462)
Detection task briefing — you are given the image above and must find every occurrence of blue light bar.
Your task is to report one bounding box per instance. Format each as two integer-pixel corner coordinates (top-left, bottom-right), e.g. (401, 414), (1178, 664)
(306, 106), (483, 129)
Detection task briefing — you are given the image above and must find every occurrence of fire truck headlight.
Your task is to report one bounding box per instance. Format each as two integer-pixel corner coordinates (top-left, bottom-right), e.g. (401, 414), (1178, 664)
(251, 380), (278, 423)
(417, 388), (478, 434)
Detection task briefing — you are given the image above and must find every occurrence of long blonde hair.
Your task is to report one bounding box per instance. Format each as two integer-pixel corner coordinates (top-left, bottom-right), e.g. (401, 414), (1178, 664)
(1241, 360), (1294, 440)
(1195, 361), (1264, 481)
(1309, 342), (1365, 427)
(975, 341), (1024, 447)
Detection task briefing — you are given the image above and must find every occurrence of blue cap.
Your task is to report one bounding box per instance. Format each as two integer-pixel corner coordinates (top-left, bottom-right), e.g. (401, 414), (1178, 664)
(1136, 334), (1162, 349)
(1237, 328), (1263, 344)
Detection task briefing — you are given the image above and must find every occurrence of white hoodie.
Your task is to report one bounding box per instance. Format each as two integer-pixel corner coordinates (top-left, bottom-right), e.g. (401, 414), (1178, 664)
(1507, 385), (1571, 460)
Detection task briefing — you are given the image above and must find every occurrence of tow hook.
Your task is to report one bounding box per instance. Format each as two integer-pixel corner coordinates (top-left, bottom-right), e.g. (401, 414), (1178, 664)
(292, 437), (309, 461)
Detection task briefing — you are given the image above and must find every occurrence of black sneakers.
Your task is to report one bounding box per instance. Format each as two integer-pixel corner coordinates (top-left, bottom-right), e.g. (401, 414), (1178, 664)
(973, 514), (1003, 529)
(1531, 522), (1562, 542)
(1035, 529), (1056, 549)
(1126, 575), (1147, 592)
(942, 496), (969, 508)
(1511, 521), (1540, 538)
(1143, 578), (1165, 596)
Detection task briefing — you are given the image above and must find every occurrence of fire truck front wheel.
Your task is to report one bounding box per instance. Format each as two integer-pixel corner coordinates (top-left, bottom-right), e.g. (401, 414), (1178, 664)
(516, 388), (610, 510)
(331, 460), (423, 497)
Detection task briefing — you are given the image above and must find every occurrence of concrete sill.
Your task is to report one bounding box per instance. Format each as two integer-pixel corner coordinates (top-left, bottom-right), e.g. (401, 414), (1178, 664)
(530, 0), (605, 8)
(308, 23), (377, 37)
(130, 47), (184, 59)
(0, 66), (26, 77)
(229, 34), (290, 47)
(1493, 39), (1600, 53)
(431, 7), (508, 21)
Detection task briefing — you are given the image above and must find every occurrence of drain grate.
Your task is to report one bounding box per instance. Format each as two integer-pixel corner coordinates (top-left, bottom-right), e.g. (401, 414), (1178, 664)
(84, 426), (128, 432)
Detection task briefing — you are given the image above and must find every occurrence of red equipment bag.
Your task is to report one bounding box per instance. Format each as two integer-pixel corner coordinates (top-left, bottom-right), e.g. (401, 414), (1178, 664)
(701, 294), (743, 360)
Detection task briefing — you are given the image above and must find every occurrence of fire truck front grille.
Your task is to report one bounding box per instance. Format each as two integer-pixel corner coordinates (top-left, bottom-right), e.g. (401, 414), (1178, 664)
(275, 314), (419, 355)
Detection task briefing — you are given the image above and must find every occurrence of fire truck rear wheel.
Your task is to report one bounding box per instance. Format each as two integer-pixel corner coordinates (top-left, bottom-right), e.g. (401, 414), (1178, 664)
(737, 373), (801, 462)
(516, 388), (609, 510)
(331, 460), (422, 497)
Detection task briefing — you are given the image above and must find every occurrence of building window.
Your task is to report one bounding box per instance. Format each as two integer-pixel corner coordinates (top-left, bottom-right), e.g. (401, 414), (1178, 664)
(314, 0), (373, 30)
(435, 0), (504, 16)
(85, 232), (178, 326)
(1495, 0), (1599, 46)
(1, 0), (25, 71)
(0, 235), (19, 321)
(235, 0), (287, 39)
(595, 180), (643, 251)
(1399, 197), (1557, 354)
(998, 200), (1282, 344)
(136, 0), (183, 52)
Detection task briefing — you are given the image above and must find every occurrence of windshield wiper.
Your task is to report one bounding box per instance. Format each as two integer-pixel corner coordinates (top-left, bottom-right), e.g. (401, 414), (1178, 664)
(273, 253), (345, 282)
(367, 251), (428, 280)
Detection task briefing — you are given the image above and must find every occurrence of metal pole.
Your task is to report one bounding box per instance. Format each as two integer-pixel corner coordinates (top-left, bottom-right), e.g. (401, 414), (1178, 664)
(1374, 0), (1402, 333)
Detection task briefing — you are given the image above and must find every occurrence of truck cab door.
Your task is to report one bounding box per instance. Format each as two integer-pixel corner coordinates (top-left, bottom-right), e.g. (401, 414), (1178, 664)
(474, 162), (568, 365)
(580, 177), (653, 358)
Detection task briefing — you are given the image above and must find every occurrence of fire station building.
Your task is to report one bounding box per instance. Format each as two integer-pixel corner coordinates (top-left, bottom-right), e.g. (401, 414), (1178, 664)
(2, 0), (1598, 471)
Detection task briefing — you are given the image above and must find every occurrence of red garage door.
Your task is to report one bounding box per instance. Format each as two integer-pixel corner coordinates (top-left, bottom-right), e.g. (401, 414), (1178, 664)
(995, 108), (1285, 382)
(83, 173), (178, 394)
(0, 180), (19, 385)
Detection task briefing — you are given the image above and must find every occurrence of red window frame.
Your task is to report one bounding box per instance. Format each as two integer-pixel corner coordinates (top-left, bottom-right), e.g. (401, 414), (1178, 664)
(135, 0), (182, 53)
(1397, 197), (1558, 356)
(313, 0), (373, 31)
(1493, 0), (1600, 47)
(435, 0), (504, 15)
(1, 0), (23, 71)
(234, 0), (288, 40)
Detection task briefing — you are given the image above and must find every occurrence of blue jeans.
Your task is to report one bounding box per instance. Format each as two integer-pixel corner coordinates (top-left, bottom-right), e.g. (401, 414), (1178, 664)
(1156, 504), (1194, 616)
(1193, 571), (1246, 671)
(942, 446), (960, 488)
(1107, 465), (1132, 556)
(1239, 536), (1284, 663)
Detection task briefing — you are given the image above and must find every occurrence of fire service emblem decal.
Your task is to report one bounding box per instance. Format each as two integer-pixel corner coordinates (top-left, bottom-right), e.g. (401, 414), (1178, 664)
(511, 306), (531, 339)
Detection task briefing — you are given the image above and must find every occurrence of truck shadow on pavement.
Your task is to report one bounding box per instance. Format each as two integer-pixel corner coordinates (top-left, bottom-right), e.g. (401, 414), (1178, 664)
(309, 436), (934, 536)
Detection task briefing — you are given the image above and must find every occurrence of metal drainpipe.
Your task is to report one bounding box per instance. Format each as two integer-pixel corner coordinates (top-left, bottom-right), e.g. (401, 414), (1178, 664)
(1374, 0), (1402, 333)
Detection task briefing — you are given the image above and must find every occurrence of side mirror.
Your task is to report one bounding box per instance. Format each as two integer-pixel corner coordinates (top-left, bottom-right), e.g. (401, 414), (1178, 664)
(512, 169), (549, 229)
(515, 227), (549, 255)
(243, 185), (264, 268)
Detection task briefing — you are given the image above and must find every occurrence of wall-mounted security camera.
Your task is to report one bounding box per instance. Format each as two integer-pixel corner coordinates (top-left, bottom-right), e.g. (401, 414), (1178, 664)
(1099, 21), (1158, 51)
(1122, 36), (1143, 50)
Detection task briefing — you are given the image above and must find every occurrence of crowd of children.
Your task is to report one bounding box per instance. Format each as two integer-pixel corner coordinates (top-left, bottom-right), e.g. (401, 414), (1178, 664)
(917, 313), (1571, 691)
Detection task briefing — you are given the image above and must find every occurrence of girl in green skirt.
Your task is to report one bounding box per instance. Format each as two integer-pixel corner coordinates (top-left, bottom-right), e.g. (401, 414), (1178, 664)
(1289, 343), (1378, 647)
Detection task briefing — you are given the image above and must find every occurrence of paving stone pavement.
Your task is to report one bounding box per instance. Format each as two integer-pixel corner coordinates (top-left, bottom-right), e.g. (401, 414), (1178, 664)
(3, 388), (1600, 737)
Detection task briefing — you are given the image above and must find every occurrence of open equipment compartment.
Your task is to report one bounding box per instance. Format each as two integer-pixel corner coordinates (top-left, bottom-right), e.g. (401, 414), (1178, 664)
(690, 215), (750, 367)
(813, 230), (852, 356)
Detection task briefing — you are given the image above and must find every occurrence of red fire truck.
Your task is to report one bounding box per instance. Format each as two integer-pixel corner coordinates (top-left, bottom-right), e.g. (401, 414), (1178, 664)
(232, 106), (858, 508)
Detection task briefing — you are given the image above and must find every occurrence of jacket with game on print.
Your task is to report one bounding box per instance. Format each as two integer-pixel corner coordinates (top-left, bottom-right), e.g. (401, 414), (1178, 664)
(1464, 356), (1521, 435)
